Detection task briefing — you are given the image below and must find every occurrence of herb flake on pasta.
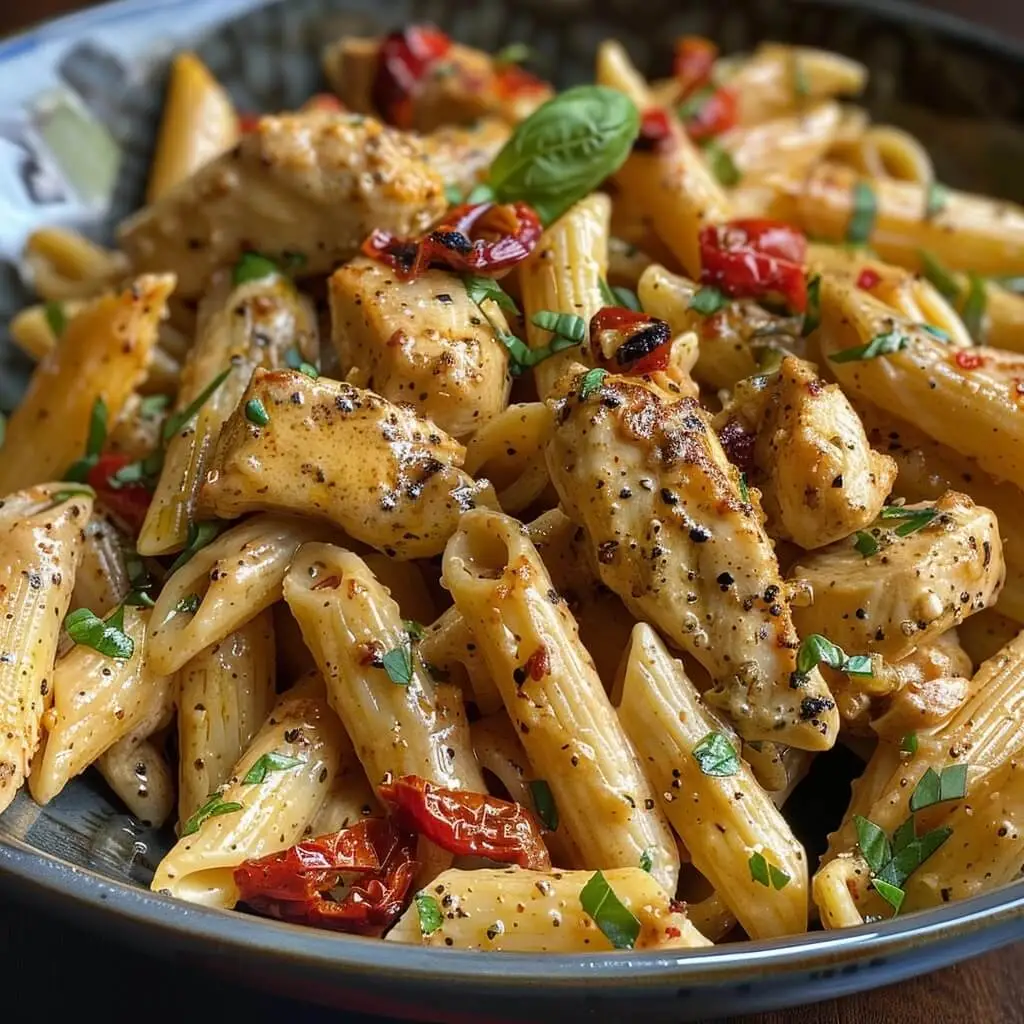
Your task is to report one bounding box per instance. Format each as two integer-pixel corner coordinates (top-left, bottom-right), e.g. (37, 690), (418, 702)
(64, 605), (134, 660)
(415, 892), (444, 936)
(381, 641), (414, 686)
(909, 764), (968, 811)
(44, 300), (67, 338)
(528, 779), (559, 831)
(924, 180), (948, 220)
(245, 398), (270, 426)
(639, 848), (654, 873)
(960, 272), (987, 341)
(830, 329), (909, 363)
(748, 852), (790, 890)
(578, 367), (608, 400)
(691, 731), (740, 777)
(579, 870), (641, 949)
(846, 181), (877, 246)
(242, 752), (305, 785)
(233, 251), (280, 285)
(689, 285), (727, 316)
(63, 396), (108, 482)
(702, 139), (741, 186)
(794, 634), (873, 683)
(168, 520), (224, 575)
(174, 593), (202, 614)
(181, 792), (244, 836)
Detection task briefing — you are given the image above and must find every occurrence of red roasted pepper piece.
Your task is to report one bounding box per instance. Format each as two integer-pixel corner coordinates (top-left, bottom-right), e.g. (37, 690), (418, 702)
(673, 36), (718, 97)
(234, 818), (416, 935)
(378, 774), (552, 871)
(856, 267), (882, 290)
(363, 200), (543, 280)
(634, 108), (675, 153)
(699, 219), (809, 313)
(681, 86), (738, 141)
(86, 453), (152, 534)
(373, 24), (453, 128)
(589, 306), (673, 374)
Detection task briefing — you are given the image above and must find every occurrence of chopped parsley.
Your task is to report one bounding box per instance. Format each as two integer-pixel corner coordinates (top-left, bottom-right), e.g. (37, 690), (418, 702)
(900, 732), (919, 756)
(163, 368), (232, 443)
(846, 181), (877, 246)
(879, 504), (939, 537)
(174, 593), (202, 615)
(702, 139), (741, 186)
(830, 329), (909, 363)
(691, 731), (740, 777)
(233, 251), (280, 285)
(415, 892), (443, 936)
(960, 272), (987, 341)
(801, 274), (822, 337)
(919, 250), (960, 304)
(44, 300), (67, 338)
(908, 764), (968, 812)
(242, 752), (304, 785)
(739, 472), (750, 503)
(63, 396), (108, 482)
(493, 42), (534, 66)
(639, 848), (654, 873)
(749, 851), (791, 890)
(244, 398), (270, 426)
(167, 521), (223, 575)
(181, 792), (244, 836)
(381, 641), (414, 686)
(578, 367), (608, 400)
(924, 180), (948, 220)
(794, 633), (872, 683)
(689, 285), (728, 316)
(579, 870), (641, 949)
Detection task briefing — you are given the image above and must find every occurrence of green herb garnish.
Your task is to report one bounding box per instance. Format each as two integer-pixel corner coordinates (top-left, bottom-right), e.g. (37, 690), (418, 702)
(163, 368), (232, 442)
(233, 252), (280, 286)
(529, 779), (559, 831)
(794, 634), (873, 683)
(464, 274), (520, 317)
(702, 139), (741, 186)
(830, 329), (909, 363)
(44, 300), (67, 338)
(64, 605), (134, 660)
(847, 181), (877, 246)
(739, 473), (750, 503)
(444, 183), (463, 205)
(381, 641), (414, 686)
(167, 521), (223, 576)
(802, 274), (822, 337)
(181, 792), (244, 836)
(919, 250), (960, 304)
(63, 396), (108, 482)
(961, 272), (987, 341)
(691, 731), (740, 777)
(531, 310), (588, 344)
(909, 764), (968, 811)
(689, 285), (727, 316)
(174, 593), (202, 615)
(639, 848), (654, 874)
(242, 752), (304, 785)
(415, 892), (443, 936)
(493, 42), (533, 66)
(924, 181), (948, 220)
(879, 504), (939, 537)
(244, 398), (270, 427)
(579, 870), (641, 949)
(578, 367), (608, 400)
(748, 851), (791, 890)
(901, 732), (919, 756)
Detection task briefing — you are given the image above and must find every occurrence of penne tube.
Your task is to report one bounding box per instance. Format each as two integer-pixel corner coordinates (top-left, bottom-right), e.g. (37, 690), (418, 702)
(0, 275), (174, 494)
(105, 392), (168, 464)
(150, 677), (346, 908)
(199, 367), (495, 560)
(519, 193), (610, 399)
(859, 125), (934, 184)
(148, 514), (324, 676)
(146, 51), (239, 203)
(817, 275), (1024, 487)
(70, 512), (131, 617)
(9, 300), (85, 361)
(617, 624), (809, 939)
(22, 227), (127, 301)
(0, 486), (91, 812)
(443, 509), (679, 894)
(957, 608), (1022, 668)
(308, 757), (380, 836)
(361, 554), (438, 628)
(139, 271), (318, 555)
(97, 730), (175, 827)
(30, 608), (173, 805)
(387, 866), (711, 951)
(177, 608), (277, 824)
(284, 544), (485, 791)
(420, 606), (503, 716)
(787, 162), (1024, 275)
(463, 402), (555, 514)
(595, 40), (651, 111)
(272, 601), (318, 681)
(608, 236), (655, 288)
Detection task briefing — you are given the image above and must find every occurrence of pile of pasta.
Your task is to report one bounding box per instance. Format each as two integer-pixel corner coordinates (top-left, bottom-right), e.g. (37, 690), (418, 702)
(2, 24), (1024, 953)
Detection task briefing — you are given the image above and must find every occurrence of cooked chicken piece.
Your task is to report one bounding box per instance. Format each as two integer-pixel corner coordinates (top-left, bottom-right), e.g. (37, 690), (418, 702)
(322, 35), (551, 131)
(789, 492), (1003, 663)
(419, 119), (511, 197)
(545, 368), (839, 750)
(198, 367), (495, 559)
(716, 356), (896, 550)
(329, 258), (510, 438)
(118, 112), (447, 298)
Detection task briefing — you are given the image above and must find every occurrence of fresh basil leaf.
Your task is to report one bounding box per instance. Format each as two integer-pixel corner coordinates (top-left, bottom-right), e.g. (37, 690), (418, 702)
(830, 329), (909, 363)
(875, 826), (952, 888)
(910, 767), (941, 812)
(578, 367), (608, 400)
(872, 878), (905, 914)
(691, 731), (740, 777)
(924, 181), (948, 220)
(528, 779), (559, 831)
(65, 606), (134, 660)
(381, 642), (414, 686)
(488, 85), (640, 225)
(919, 250), (960, 304)
(689, 286), (727, 316)
(181, 792), (244, 836)
(531, 310), (587, 344)
(244, 398), (270, 426)
(891, 815), (917, 855)
(414, 892), (443, 936)
(854, 814), (891, 873)
(961, 272), (987, 341)
(579, 870), (641, 949)
(242, 751), (304, 785)
(174, 593), (202, 615)
(939, 763), (968, 802)
(702, 139), (741, 186)
(494, 42), (533, 66)
(900, 732), (919, 756)
(748, 851), (771, 888)
(854, 531), (879, 556)
(796, 634), (873, 682)
(163, 368), (232, 442)
(768, 863), (791, 891)
(464, 274), (520, 316)
(847, 181), (877, 245)
(802, 275), (822, 337)
(639, 848), (654, 874)
(168, 521), (223, 575)
(233, 251), (280, 286)
(44, 300), (67, 338)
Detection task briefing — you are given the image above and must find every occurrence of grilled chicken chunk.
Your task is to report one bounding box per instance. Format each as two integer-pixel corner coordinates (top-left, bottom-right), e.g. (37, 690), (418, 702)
(545, 369), (839, 751)
(119, 112), (447, 298)
(716, 357), (896, 550)
(322, 35), (551, 131)
(419, 119), (512, 197)
(198, 367), (495, 559)
(789, 492), (1004, 663)
(329, 258), (510, 437)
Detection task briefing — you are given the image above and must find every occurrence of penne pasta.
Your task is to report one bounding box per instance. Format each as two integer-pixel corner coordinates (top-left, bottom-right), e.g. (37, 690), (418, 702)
(419, 606), (503, 716)
(443, 509), (679, 894)
(96, 730), (175, 827)
(617, 624), (809, 939)
(307, 757), (380, 836)
(148, 514), (324, 676)
(150, 677), (347, 908)
(0, 275), (174, 494)
(70, 513), (131, 617)
(22, 227), (127, 302)
(176, 608), (277, 824)
(387, 866), (710, 951)
(284, 544), (485, 791)
(0, 486), (91, 813)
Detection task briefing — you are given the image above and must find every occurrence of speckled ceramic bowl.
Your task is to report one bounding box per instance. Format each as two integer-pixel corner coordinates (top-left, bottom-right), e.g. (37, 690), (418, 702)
(1, 1), (1023, 1019)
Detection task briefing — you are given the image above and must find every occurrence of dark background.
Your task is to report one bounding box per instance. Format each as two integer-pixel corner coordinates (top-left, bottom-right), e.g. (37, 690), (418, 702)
(2, 1), (1023, 1021)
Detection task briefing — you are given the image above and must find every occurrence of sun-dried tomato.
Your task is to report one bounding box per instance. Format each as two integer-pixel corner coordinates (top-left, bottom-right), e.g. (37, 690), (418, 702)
(373, 24), (453, 128)
(589, 306), (673, 374)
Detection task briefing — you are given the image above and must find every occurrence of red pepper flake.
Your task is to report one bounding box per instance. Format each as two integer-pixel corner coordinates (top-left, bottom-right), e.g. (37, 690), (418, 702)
(238, 113), (262, 134)
(378, 774), (551, 871)
(954, 350), (984, 370)
(673, 36), (718, 97)
(86, 453), (152, 535)
(312, 575), (342, 591)
(373, 24), (453, 128)
(682, 86), (738, 142)
(699, 219), (808, 313)
(665, 925), (682, 939)
(525, 645), (550, 681)
(362, 201), (542, 280)
(634, 108), (675, 153)
(856, 268), (882, 290)
(234, 818), (415, 935)
(590, 306), (672, 374)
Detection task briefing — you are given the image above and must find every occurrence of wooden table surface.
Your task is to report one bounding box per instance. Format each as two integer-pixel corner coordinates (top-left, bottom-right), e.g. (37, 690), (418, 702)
(2, 1), (1023, 1022)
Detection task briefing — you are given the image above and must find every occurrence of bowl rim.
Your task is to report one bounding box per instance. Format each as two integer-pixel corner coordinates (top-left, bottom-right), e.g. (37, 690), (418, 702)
(3, 0), (1024, 997)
